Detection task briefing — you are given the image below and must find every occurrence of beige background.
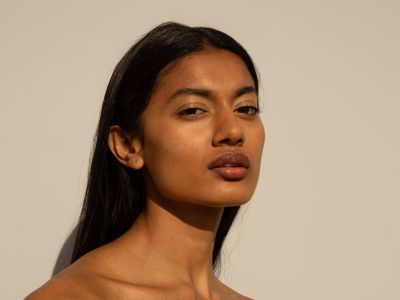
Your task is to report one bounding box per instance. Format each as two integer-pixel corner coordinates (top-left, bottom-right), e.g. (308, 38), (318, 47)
(1, 1), (399, 299)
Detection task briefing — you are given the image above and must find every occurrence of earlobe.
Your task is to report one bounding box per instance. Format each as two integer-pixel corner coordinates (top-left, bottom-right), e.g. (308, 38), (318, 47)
(126, 139), (144, 170)
(108, 125), (144, 170)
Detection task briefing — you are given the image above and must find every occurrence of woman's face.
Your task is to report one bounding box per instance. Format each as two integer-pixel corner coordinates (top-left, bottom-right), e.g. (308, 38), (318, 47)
(139, 49), (265, 207)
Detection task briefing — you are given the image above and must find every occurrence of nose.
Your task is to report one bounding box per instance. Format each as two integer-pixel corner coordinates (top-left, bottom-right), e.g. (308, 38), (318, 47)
(212, 109), (244, 147)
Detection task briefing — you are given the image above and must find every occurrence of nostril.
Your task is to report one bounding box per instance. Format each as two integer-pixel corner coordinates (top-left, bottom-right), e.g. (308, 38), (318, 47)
(213, 136), (244, 147)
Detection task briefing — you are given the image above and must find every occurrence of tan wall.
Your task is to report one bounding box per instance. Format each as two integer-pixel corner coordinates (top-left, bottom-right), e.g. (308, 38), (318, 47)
(1, 1), (399, 299)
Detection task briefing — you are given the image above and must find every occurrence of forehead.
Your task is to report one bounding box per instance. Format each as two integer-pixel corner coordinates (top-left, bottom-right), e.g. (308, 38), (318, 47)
(152, 49), (255, 97)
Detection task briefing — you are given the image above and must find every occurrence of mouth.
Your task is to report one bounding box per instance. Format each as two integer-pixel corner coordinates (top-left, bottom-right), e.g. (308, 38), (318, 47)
(208, 152), (250, 180)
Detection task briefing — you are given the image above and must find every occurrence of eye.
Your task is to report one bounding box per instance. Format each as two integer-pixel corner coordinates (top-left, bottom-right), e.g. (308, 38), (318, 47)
(178, 107), (207, 116)
(235, 105), (260, 115)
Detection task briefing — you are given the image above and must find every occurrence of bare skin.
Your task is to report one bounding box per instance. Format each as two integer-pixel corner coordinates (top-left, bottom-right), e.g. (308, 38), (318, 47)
(26, 49), (264, 299)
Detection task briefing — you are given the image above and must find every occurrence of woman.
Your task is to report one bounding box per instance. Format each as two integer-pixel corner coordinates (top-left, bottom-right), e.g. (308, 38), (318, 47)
(27, 22), (265, 299)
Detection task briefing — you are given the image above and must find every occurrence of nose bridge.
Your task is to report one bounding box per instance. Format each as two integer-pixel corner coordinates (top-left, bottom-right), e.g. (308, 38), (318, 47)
(212, 104), (244, 146)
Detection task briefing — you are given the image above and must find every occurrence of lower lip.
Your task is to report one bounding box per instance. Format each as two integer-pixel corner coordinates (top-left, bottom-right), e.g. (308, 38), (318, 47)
(212, 167), (248, 180)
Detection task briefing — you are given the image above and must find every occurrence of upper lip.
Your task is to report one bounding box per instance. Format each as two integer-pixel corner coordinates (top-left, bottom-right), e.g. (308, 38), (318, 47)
(208, 152), (250, 169)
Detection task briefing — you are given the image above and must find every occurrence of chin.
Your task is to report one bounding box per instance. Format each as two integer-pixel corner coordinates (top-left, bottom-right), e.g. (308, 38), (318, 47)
(151, 177), (257, 208)
(221, 196), (252, 207)
(196, 190), (254, 207)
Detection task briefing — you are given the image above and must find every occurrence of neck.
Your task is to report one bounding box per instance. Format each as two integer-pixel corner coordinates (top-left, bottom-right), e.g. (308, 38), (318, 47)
(109, 193), (225, 296)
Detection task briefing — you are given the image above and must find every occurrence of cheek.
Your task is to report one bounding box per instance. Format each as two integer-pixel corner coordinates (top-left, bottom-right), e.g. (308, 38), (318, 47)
(141, 116), (266, 206)
(242, 122), (265, 187)
(142, 124), (208, 200)
(256, 123), (266, 157)
(250, 120), (265, 155)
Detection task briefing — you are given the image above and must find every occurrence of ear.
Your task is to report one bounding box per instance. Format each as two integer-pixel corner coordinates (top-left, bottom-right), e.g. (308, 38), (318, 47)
(108, 125), (144, 170)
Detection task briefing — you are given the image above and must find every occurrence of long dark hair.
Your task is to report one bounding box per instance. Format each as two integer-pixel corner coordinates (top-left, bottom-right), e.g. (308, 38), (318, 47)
(71, 22), (259, 272)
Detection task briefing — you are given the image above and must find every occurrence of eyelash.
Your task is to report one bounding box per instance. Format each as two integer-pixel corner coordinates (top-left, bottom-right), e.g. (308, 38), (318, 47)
(235, 105), (260, 115)
(178, 105), (260, 117)
(178, 107), (206, 116)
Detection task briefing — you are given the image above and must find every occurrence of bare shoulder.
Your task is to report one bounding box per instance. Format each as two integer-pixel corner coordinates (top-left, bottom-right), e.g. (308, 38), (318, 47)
(225, 288), (254, 300)
(24, 253), (107, 300)
(24, 251), (171, 300)
(24, 273), (95, 300)
(227, 288), (254, 300)
(216, 280), (254, 300)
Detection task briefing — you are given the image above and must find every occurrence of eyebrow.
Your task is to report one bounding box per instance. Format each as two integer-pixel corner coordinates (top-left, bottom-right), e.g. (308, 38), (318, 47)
(167, 86), (257, 103)
(235, 86), (257, 98)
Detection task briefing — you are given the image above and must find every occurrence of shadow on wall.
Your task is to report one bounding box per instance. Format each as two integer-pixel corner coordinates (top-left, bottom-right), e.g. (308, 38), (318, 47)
(52, 226), (78, 276)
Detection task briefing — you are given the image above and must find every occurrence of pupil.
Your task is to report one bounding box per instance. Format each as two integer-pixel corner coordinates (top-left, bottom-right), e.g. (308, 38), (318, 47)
(186, 108), (197, 114)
